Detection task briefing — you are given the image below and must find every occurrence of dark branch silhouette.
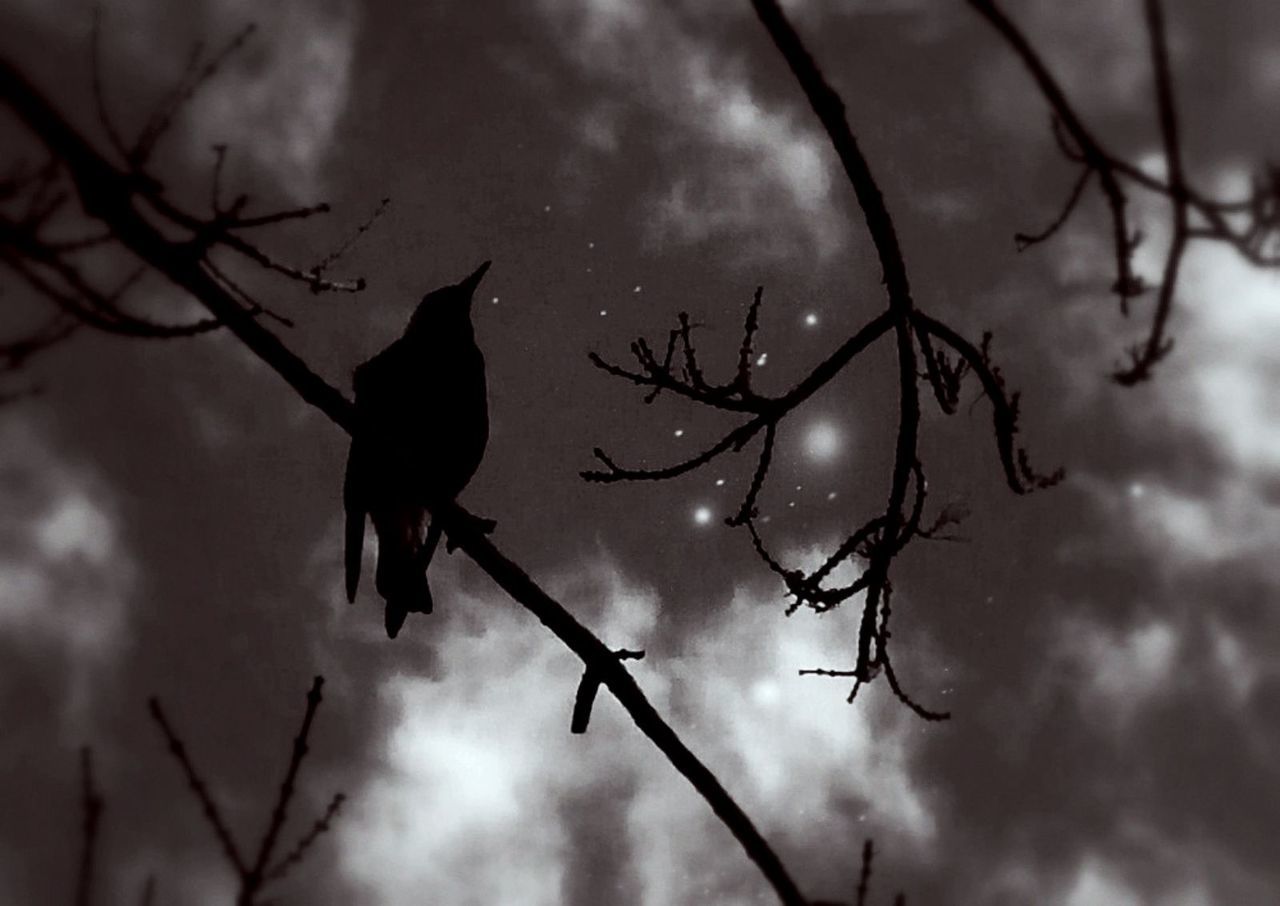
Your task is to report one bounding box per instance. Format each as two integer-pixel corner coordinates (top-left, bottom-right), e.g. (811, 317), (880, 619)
(149, 676), (344, 905)
(571, 648), (646, 734)
(809, 838), (906, 906)
(18, 1), (1262, 900)
(1, 11), (375, 384)
(69, 683), (340, 906)
(587, 0), (1062, 715)
(967, 0), (1280, 382)
(0, 34), (813, 904)
(855, 840), (875, 906)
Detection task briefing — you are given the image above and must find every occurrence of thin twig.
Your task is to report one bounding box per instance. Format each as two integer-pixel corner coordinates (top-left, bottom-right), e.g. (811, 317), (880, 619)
(148, 697), (247, 876)
(131, 24), (257, 167)
(247, 676), (325, 888)
(263, 793), (345, 883)
(855, 839), (873, 906)
(1114, 0), (1186, 384)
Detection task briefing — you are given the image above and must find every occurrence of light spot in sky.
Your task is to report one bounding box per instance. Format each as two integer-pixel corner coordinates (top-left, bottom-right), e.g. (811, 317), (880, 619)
(599, 310), (607, 317)
(1128, 482), (1145, 498)
(674, 428), (684, 437)
(36, 492), (115, 565)
(588, 241), (595, 249)
(827, 491), (838, 501)
(715, 478), (725, 487)
(693, 505), (713, 526)
(543, 204), (552, 212)
(750, 678), (782, 708)
(634, 285), (642, 293)
(756, 353), (768, 367)
(804, 312), (818, 327)
(491, 296), (500, 305)
(803, 420), (842, 463)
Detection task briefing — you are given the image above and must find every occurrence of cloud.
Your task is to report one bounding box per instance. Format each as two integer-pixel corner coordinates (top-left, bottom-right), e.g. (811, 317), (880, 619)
(0, 412), (135, 730)
(1059, 856), (1143, 906)
(10, 0), (359, 201)
(1153, 206), (1280, 479)
(335, 551), (933, 905)
(973, 0), (1153, 135)
(182, 0), (360, 200)
(1045, 161), (1280, 560)
(1052, 161), (1280, 716)
(1052, 612), (1180, 732)
(988, 830), (1278, 906)
(534, 0), (846, 261)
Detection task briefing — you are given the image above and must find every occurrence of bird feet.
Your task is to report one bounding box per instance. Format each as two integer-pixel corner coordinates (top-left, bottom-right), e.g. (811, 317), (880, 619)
(445, 513), (496, 553)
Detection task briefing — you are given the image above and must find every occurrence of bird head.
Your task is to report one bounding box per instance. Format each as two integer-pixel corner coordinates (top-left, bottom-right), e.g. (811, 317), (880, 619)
(405, 260), (491, 338)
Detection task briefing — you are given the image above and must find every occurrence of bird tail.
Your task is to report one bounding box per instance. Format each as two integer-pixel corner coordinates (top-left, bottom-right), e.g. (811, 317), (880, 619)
(343, 438), (365, 604)
(374, 512), (440, 639)
(413, 520), (443, 615)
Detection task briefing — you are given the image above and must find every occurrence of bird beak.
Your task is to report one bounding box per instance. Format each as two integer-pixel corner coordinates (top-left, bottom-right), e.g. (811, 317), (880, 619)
(457, 260), (491, 296)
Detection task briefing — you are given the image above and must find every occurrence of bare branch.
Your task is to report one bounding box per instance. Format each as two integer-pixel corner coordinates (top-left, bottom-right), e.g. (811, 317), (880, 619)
(966, 0), (1143, 307)
(735, 285), (764, 392)
(306, 195), (390, 283)
(570, 648), (645, 735)
(912, 313), (1063, 494)
(262, 793), (345, 884)
(728, 422), (775, 526)
(855, 839), (874, 906)
(1014, 167), (1092, 250)
(130, 24), (257, 168)
(1114, 0), (1188, 384)
(248, 676), (325, 888)
(148, 698), (247, 876)
(0, 56), (809, 906)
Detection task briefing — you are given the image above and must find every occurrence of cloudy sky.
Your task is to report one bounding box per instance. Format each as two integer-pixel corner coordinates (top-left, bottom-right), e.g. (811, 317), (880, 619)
(3, 0), (1280, 903)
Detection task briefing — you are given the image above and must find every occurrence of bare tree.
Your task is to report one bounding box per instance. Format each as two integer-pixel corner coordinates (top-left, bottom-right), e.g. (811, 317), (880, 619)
(72, 678), (343, 906)
(1, 16), (810, 904)
(7, 0), (1277, 904)
(589, 0), (1280, 714)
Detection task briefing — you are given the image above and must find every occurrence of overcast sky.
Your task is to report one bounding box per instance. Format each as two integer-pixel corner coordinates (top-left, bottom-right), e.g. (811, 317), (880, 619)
(3, 0), (1280, 904)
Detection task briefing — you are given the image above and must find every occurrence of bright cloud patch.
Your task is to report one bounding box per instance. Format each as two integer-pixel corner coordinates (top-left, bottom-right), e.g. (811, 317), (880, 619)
(0, 414), (135, 728)
(1060, 856), (1143, 906)
(183, 0), (359, 200)
(1052, 164), (1280, 724)
(990, 836), (1272, 906)
(1054, 613), (1179, 731)
(23, 0), (360, 201)
(536, 0), (844, 260)
(1156, 197), (1280, 478)
(337, 553), (932, 905)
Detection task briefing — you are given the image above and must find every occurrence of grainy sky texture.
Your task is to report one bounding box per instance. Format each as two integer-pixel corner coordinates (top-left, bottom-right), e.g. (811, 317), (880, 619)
(3, 1), (1280, 904)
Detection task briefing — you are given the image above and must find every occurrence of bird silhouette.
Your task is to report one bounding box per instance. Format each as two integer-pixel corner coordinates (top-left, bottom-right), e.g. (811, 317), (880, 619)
(344, 261), (492, 638)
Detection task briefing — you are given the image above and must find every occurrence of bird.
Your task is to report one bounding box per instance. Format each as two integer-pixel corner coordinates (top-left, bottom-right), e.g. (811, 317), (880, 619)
(343, 261), (492, 638)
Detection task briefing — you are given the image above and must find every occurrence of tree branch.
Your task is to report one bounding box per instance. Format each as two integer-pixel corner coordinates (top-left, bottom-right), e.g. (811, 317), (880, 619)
(0, 55), (809, 906)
